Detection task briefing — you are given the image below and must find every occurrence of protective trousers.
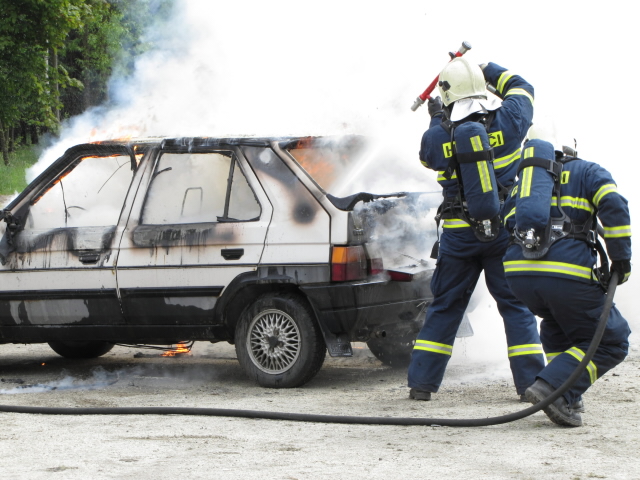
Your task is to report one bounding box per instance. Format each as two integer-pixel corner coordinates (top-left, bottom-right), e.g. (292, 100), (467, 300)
(407, 249), (545, 395)
(507, 276), (631, 405)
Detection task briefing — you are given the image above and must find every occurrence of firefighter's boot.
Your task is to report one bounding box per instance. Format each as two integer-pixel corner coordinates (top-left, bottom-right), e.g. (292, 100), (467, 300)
(525, 379), (583, 427)
(409, 388), (432, 401)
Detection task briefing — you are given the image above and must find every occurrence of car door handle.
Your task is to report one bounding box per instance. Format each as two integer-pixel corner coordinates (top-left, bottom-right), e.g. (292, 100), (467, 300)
(221, 248), (244, 260)
(79, 252), (101, 264)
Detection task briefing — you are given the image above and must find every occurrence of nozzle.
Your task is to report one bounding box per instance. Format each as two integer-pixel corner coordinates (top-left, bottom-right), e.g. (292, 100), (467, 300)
(459, 41), (472, 54)
(411, 96), (426, 112)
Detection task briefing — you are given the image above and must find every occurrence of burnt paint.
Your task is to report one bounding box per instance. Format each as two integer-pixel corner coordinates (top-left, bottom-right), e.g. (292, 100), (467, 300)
(13, 226), (116, 256)
(119, 286), (223, 326)
(132, 223), (235, 249)
(242, 146), (319, 225)
(0, 289), (124, 327)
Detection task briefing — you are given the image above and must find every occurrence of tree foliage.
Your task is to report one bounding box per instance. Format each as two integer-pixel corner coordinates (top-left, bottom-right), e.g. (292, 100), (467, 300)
(0, 0), (173, 165)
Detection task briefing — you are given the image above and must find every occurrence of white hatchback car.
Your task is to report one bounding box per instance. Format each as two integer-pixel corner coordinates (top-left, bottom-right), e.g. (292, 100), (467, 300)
(0, 136), (433, 387)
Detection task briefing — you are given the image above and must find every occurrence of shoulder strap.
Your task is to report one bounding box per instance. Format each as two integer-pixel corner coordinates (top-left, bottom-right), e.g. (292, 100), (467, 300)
(517, 156), (563, 177)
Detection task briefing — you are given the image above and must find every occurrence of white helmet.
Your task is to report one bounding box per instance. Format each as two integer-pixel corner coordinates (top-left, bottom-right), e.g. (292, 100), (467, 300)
(438, 57), (488, 121)
(527, 121), (577, 156)
(526, 123), (559, 151)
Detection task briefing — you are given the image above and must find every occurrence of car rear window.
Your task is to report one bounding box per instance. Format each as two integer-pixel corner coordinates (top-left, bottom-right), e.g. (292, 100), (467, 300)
(284, 136), (369, 194)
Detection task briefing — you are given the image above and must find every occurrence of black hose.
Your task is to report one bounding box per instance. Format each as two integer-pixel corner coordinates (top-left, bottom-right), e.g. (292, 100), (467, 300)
(0, 273), (618, 426)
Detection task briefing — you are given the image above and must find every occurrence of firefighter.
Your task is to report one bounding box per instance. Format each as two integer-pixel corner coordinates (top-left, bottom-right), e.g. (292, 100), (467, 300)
(407, 57), (545, 401)
(503, 131), (632, 427)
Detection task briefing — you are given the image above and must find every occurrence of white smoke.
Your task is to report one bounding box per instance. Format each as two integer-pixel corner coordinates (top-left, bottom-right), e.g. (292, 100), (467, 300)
(20, 0), (638, 383)
(0, 366), (118, 394)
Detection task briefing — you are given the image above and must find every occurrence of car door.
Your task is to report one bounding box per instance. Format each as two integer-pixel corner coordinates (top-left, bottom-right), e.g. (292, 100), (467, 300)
(0, 144), (137, 327)
(114, 143), (272, 326)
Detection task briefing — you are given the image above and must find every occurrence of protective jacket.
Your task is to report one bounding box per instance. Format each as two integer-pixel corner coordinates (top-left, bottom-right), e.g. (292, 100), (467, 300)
(503, 145), (631, 406)
(420, 62), (534, 254)
(503, 153), (631, 283)
(408, 63), (544, 396)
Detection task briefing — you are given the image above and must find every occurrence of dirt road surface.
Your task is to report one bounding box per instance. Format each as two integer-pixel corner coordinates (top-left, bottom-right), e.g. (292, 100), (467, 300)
(1, 341), (639, 480)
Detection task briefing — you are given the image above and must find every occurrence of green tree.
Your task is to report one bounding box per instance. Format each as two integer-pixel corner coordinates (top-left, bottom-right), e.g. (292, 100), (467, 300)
(0, 0), (174, 165)
(0, 0), (85, 164)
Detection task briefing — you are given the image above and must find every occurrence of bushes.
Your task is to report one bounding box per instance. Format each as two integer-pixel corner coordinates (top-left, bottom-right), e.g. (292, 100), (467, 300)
(0, 145), (39, 195)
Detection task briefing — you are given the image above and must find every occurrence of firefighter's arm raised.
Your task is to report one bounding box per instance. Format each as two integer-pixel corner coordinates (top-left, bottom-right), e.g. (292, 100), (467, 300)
(482, 62), (534, 140)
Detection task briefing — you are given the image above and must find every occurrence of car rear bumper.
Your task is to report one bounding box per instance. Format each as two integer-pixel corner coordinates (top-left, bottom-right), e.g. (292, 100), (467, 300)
(300, 272), (431, 356)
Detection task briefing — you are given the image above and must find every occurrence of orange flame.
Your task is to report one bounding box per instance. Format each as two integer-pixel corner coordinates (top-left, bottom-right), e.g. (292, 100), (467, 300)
(161, 342), (192, 357)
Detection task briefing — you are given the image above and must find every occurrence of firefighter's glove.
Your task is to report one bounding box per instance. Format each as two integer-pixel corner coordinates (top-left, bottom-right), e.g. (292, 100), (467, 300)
(611, 259), (631, 285)
(428, 96), (444, 118)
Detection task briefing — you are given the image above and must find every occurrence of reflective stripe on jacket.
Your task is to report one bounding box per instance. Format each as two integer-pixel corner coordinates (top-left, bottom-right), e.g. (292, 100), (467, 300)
(503, 157), (631, 282)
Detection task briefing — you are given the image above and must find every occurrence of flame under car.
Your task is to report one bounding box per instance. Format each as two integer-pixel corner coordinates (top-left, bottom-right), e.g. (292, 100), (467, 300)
(0, 136), (434, 388)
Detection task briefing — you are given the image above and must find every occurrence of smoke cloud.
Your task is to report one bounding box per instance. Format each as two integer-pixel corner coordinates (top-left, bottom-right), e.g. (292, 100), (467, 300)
(18, 0), (638, 384)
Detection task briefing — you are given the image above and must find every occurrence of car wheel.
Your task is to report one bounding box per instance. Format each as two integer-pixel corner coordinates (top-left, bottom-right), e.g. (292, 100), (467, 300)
(234, 292), (326, 388)
(366, 334), (416, 369)
(48, 341), (115, 359)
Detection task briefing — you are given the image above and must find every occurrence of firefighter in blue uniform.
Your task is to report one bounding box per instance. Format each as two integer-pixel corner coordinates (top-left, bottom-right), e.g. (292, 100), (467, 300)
(503, 131), (632, 427)
(407, 57), (545, 401)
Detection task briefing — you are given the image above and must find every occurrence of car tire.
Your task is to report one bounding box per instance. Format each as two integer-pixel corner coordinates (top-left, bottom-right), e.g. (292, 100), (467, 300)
(48, 341), (115, 359)
(234, 292), (326, 388)
(366, 335), (416, 369)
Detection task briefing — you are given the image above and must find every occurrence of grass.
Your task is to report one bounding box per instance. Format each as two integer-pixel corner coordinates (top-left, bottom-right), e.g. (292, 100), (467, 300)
(0, 145), (40, 195)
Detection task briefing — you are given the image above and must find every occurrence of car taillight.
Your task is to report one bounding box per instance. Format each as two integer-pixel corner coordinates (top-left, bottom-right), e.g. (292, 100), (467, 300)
(331, 246), (367, 282)
(369, 257), (384, 275)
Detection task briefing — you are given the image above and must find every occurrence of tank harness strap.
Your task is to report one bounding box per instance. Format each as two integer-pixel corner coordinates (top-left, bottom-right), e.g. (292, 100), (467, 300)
(457, 150), (494, 164)
(517, 156), (563, 178)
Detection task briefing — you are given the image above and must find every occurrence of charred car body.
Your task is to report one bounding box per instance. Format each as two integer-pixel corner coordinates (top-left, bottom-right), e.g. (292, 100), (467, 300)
(0, 136), (433, 387)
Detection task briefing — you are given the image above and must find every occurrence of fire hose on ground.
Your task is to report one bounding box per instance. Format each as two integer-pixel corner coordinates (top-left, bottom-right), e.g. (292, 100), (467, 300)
(0, 273), (619, 427)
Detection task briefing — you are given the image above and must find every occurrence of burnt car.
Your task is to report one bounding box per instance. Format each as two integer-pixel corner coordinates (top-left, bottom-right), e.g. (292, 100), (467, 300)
(0, 135), (433, 387)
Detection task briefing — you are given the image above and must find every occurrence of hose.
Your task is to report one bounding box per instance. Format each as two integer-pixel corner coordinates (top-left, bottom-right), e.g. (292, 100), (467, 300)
(0, 273), (618, 426)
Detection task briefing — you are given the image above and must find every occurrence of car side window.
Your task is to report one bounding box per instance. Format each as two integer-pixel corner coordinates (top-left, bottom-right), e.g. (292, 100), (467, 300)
(141, 152), (260, 225)
(27, 155), (133, 229)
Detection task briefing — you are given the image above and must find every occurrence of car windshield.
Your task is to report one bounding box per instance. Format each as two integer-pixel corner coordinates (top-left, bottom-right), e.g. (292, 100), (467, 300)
(285, 136), (410, 197)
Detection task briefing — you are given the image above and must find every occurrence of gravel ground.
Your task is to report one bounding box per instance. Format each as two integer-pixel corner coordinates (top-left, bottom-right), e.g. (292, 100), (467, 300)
(1, 340), (639, 480)
(2, 192), (639, 478)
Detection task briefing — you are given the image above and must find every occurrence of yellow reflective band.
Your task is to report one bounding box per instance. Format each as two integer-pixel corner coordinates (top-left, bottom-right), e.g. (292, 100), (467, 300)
(508, 344), (544, 357)
(520, 166), (533, 198)
(414, 339), (453, 356)
(437, 170), (458, 181)
(503, 260), (592, 280)
(503, 206), (516, 224)
(523, 146), (534, 159)
(496, 71), (514, 94)
(493, 148), (521, 170)
(477, 161), (493, 192)
(504, 88), (534, 105)
(566, 347), (598, 384)
(603, 225), (632, 238)
(546, 352), (561, 363)
(443, 218), (470, 228)
(471, 135), (483, 152)
(420, 160), (428, 168)
(550, 195), (594, 213)
(593, 183), (617, 207)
